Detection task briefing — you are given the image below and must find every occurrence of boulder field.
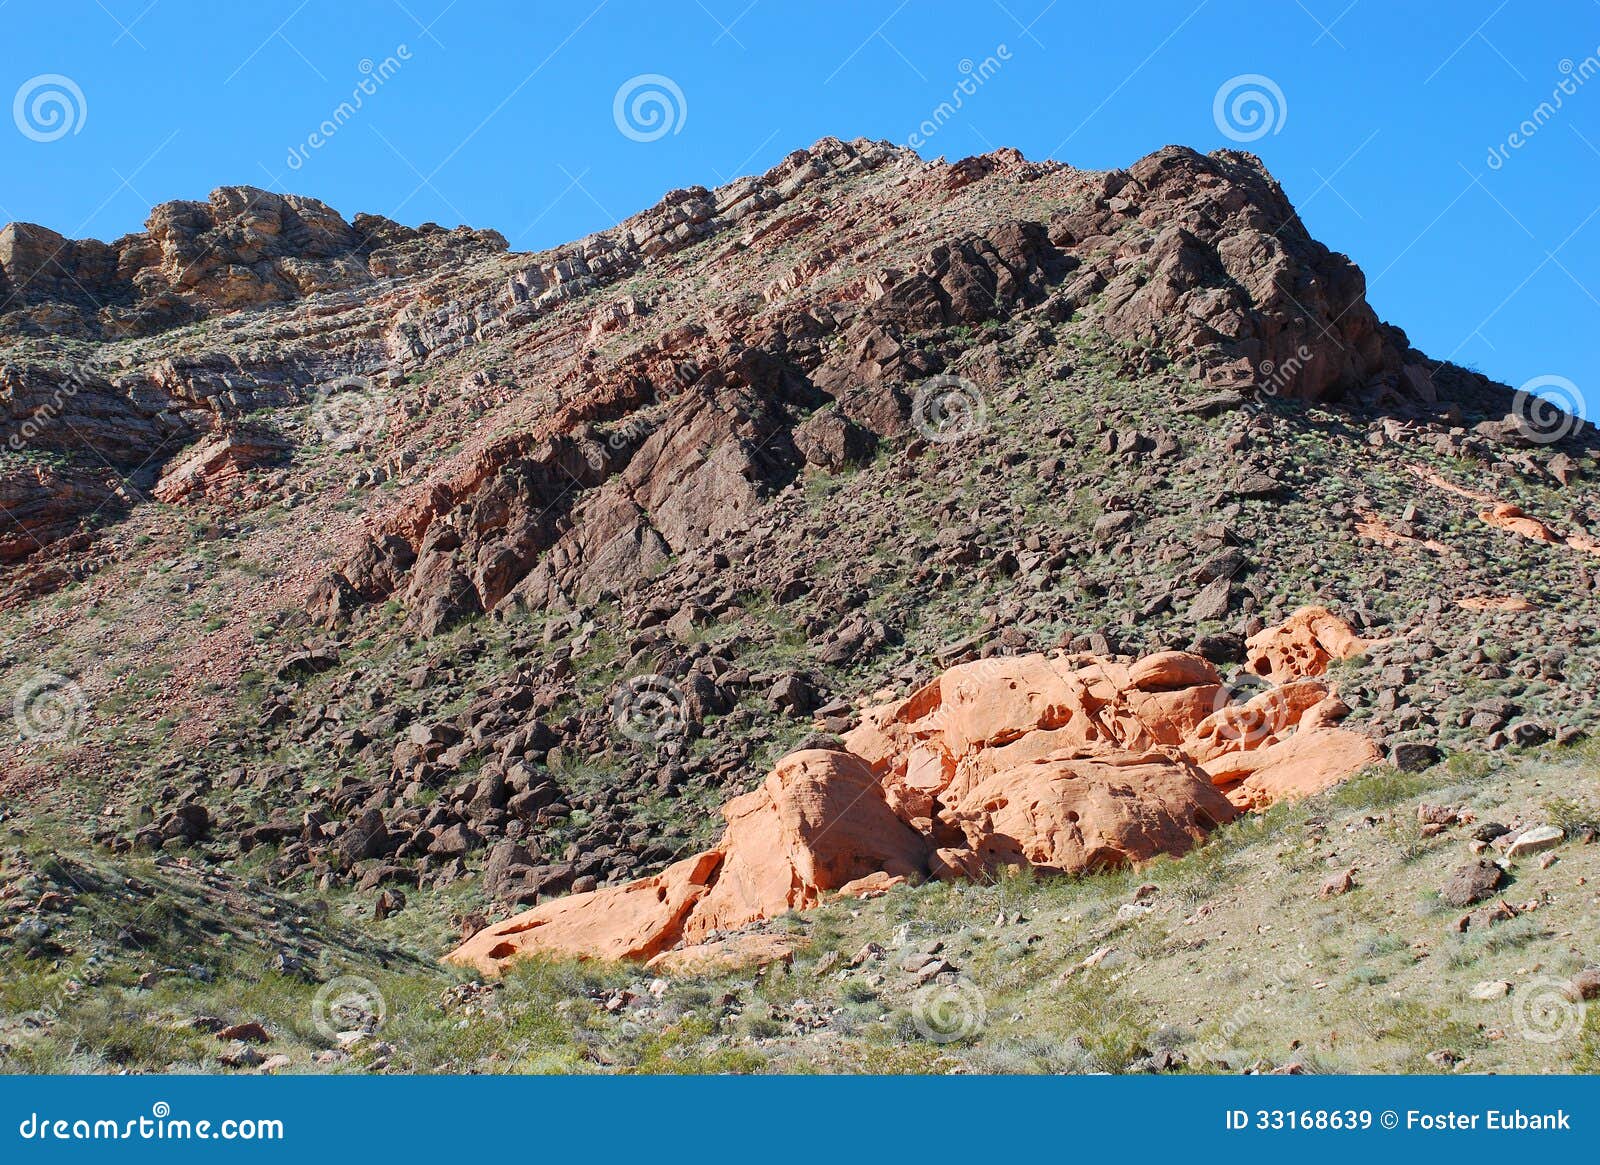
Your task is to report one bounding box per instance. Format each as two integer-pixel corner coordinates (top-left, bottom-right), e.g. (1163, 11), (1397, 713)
(449, 605), (1379, 975)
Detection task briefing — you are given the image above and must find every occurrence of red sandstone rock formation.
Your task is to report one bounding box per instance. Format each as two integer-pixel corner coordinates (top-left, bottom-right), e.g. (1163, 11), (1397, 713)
(449, 606), (1379, 976)
(0, 463), (119, 564)
(1473, 503), (1600, 558)
(678, 749), (929, 943)
(151, 425), (289, 504)
(1479, 502), (1562, 545)
(941, 745), (1233, 875)
(1407, 465), (1600, 559)
(1241, 605), (1372, 684)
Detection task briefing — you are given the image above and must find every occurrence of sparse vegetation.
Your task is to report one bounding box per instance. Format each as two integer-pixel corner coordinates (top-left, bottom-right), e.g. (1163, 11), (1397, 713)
(4, 134), (1598, 1079)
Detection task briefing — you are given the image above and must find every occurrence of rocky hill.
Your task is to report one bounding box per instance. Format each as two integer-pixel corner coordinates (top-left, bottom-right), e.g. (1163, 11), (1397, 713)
(2, 137), (1597, 1074)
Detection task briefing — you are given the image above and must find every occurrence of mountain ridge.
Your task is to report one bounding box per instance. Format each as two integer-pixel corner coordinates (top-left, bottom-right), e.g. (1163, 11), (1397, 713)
(1, 134), (1597, 1074)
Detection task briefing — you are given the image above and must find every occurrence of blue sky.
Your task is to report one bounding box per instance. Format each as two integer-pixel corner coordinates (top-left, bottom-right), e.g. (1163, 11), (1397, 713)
(3, 0), (1598, 405)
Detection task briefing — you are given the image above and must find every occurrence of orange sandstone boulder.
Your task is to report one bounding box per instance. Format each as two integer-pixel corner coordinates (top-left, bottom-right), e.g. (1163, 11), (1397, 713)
(834, 870), (908, 899)
(1107, 679), (1225, 749)
(843, 649), (1229, 814)
(1408, 465), (1600, 559)
(1354, 511), (1452, 555)
(920, 654), (1092, 755)
(929, 845), (988, 882)
(1567, 530), (1600, 557)
(1183, 678), (1331, 764)
(645, 933), (805, 975)
(842, 682), (954, 819)
(1478, 503), (1561, 545)
(943, 745), (1237, 874)
(447, 850), (722, 975)
(450, 608), (1382, 975)
(1457, 595), (1535, 612)
(1298, 693), (1355, 733)
(447, 749), (926, 972)
(1244, 605), (1369, 683)
(1126, 650), (1223, 691)
(680, 749), (928, 943)
(1203, 728), (1381, 811)
(1407, 463), (1497, 503)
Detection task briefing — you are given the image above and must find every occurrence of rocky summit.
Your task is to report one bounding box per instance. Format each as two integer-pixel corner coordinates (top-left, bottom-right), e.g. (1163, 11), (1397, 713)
(2, 137), (1598, 1075)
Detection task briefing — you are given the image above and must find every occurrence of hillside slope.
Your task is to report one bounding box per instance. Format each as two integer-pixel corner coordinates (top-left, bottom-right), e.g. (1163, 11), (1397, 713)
(1, 138), (1596, 1073)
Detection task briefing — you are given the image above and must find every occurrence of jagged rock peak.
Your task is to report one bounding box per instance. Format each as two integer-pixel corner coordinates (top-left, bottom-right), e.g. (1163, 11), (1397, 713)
(0, 185), (508, 340)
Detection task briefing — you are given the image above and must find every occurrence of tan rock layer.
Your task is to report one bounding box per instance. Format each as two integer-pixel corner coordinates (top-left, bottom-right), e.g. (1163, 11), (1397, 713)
(1456, 595), (1535, 612)
(448, 607), (1380, 976)
(1354, 510), (1454, 556)
(1407, 464), (1600, 559)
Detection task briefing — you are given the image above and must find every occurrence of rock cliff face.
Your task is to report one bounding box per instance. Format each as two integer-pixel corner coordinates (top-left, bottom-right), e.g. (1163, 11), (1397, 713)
(293, 143), (1479, 642)
(0, 190), (506, 597)
(2, 140), (1488, 607)
(0, 187), (507, 340)
(3, 137), (1595, 993)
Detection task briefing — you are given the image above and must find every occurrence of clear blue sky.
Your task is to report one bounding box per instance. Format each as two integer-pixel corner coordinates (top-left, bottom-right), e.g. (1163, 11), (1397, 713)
(4, 0), (1598, 404)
